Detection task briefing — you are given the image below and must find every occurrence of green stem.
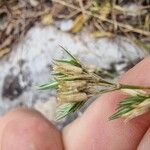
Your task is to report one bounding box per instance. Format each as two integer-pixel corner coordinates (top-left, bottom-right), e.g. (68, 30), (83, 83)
(99, 79), (115, 86)
(120, 84), (150, 90)
(94, 82), (150, 96)
(95, 87), (119, 95)
(95, 83), (150, 95)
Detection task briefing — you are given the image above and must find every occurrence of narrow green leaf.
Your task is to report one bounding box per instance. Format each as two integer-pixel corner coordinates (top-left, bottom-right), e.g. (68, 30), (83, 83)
(119, 95), (145, 106)
(110, 95), (148, 120)
(59, 45), (81, 67)
(37, 81), (58, 90)
(56, 101), (85, 120)
(109, 107), (133, 120)
(54, 59), (81, 67)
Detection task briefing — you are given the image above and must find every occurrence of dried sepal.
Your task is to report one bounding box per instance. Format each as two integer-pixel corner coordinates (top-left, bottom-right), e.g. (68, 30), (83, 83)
(58, 80), (87, 91)
(53, 61), (83, 75)
(58, 92), (88, 102)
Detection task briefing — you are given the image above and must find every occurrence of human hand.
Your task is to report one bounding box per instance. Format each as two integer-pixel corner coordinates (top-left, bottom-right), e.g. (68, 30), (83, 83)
(0, 57), (150, 150)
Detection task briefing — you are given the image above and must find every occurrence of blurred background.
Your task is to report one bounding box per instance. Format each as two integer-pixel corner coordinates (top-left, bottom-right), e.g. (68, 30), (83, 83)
(0, 0), (149, 124)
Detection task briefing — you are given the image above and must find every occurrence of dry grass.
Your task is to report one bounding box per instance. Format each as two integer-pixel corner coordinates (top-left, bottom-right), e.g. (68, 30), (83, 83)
(0, 0), (149, 58)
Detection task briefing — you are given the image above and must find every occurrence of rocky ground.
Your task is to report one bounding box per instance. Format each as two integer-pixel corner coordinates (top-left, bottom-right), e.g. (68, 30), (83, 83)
(0, 25), (146, 124)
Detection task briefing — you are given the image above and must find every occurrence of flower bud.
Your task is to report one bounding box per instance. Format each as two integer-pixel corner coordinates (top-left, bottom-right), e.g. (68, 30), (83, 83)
(58, 92), (88, 102)
(59, 80), (87, 91)
(53, 61), (83, 75)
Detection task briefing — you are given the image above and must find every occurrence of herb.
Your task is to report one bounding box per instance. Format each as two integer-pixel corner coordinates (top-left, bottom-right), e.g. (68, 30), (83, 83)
(39, 46), (150, 122)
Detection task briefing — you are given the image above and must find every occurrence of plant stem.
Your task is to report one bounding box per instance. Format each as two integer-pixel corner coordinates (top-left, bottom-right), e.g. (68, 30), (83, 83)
(120, 84), (150, 90)
(95, 83), (150, 96)
(95, 87), (120, 95)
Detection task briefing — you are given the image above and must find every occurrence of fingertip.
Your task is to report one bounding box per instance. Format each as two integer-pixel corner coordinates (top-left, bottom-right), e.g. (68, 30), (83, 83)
(0, 108), (63, 150)
(119, 57), (150, 85)
(63, 57), (150, 150)
(138, 127), (150, 150)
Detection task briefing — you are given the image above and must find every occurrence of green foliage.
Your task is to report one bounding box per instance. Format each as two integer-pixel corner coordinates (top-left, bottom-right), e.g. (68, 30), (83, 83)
(56, 101), (85, 120)
(38, 81), (58, 90)
(110, 95), (150, 120)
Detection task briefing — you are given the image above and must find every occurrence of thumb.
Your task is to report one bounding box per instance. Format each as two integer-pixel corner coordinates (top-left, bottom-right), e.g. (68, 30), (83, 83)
(0, 108), (63, 150)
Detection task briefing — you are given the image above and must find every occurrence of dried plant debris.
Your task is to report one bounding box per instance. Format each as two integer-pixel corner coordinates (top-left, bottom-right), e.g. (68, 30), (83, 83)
(0, 0), (149, 58)
(52, 0), (150, 53)
(39, 47), (150, 122)
(0, 0), (52, 58)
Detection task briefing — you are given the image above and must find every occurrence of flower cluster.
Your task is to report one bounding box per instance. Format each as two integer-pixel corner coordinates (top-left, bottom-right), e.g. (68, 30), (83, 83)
(39, 46), (150, 122)
(110, 89), (150, 121)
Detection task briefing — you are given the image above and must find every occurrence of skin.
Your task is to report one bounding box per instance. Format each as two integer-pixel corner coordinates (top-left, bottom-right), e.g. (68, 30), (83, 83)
(0, 57), (150, 150)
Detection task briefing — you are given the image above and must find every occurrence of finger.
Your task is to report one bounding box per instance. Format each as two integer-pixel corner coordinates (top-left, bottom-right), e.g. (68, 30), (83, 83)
(63, 57), (150, 150)
(138, 127), (150, 150)
(0, 108), (63, 150)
